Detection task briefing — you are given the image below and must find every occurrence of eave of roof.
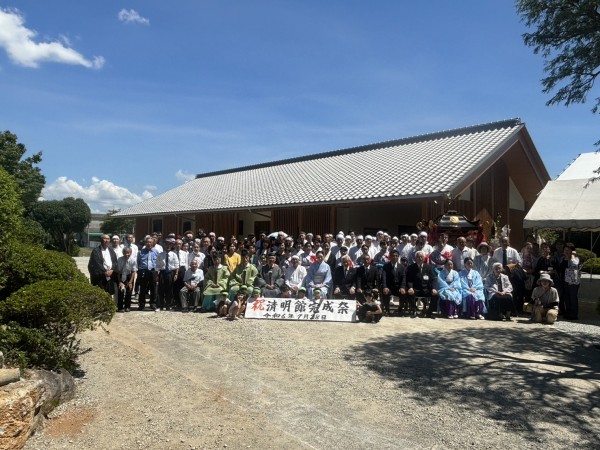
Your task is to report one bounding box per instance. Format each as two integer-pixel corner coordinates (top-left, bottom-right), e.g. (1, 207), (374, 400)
(115, 118), (534, 218)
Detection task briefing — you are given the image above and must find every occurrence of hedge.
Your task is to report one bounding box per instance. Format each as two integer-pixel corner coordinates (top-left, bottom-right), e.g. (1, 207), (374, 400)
(0, 243), (88, 298)
(0, 280), (115, 371)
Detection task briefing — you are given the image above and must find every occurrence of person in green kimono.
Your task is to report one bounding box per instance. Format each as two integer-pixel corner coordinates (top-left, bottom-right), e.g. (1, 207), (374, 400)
(228, 249), (259, 299)
(201, 252), (230, 312)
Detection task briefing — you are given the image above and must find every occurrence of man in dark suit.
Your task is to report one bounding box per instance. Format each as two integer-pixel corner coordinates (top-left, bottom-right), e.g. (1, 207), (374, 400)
(333, 255), (357, 299)
(88, 234), (118, 294)
(356, 254), (380, 303)
(402, 250), (438, 318)
(382, 249), (406, 316)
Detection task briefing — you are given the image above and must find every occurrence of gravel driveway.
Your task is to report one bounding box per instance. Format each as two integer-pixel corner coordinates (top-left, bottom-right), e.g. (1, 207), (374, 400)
(24, 303), (600, 450)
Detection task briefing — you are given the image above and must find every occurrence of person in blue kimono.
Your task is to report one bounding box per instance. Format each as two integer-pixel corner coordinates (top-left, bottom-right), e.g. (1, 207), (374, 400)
(305, 250), (332, 299)
(437, 259), (462, 319)
(459, 257), (486, 320)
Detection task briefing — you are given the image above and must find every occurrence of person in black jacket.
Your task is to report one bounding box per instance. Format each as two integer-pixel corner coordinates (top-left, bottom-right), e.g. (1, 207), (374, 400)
(332, 255), (357, 299)
(402, 251), (438, 318)
(356, 254), (380, 303)
(382, 249), (406, 316)
(88, 234), (118, 294)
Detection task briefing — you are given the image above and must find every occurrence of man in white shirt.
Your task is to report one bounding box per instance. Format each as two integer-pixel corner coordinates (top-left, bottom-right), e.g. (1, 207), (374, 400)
(451, 237), (472, 271)
(493, 237), (522, 271)
(180, 259), (204, 312)
(284, 255), (307, 296)
(123, 234), (138, 260)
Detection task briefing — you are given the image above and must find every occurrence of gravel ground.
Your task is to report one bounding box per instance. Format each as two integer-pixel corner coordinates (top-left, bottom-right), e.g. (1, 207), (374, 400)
(24, 303), (600, 450)
(23, 259), (600, 449)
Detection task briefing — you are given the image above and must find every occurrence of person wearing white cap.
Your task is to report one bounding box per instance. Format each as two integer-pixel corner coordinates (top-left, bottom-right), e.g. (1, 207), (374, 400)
(418, 231), (433, 256)
(397, 234), (412, 259)
(330, 233), (345, 257)
(285, 254), (307, 295)
(531, 273), (559, 324)
(373, 230), (385, 251)
(364, 235), (377, 259)
(110, 235), (124, 258)
(349, 235), (364, 263)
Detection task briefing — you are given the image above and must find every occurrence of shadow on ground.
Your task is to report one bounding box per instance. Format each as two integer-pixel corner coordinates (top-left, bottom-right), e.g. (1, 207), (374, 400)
(347, 325), (600, 448)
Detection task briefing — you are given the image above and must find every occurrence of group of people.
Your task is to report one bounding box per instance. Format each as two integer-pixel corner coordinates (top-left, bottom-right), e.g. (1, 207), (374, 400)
(87, 227), (581, 324)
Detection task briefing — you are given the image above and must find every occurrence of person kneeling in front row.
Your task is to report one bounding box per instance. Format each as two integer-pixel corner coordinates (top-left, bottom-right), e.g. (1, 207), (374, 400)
(532, 273), (559, 324)
(357, 289), (382, 323)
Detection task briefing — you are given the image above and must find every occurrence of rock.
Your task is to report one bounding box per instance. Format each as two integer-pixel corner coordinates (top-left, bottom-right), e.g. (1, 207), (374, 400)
(0, 369), (20, 387)
(0, 369), (75, 450)
(0, 378), (45, 450)
(27, 369), (75, 416)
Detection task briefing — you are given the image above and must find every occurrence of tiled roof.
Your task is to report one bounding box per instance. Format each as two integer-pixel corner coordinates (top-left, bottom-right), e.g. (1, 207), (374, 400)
(116, 119), (524, 217)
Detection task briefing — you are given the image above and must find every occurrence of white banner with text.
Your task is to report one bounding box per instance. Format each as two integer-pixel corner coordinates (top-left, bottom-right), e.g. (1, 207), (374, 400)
(244, 297), (357, 322)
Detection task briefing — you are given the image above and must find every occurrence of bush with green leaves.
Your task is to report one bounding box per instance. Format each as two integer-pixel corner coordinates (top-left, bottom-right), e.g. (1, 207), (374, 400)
(582, 258), (600, 275)
(576, 248), (597, 265)
(0, 242), (88, 298)
(0, 322), (75, 371)
(0, 280), (115, 371)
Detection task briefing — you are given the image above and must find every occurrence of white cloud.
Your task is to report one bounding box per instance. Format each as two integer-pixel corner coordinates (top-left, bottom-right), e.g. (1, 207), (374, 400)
(143, 184), (158, 191)
(118, 9), (150, 25)
(175, 170), (195, 183)
(41, 176), (153, 213)
(0, 8), (104, 69)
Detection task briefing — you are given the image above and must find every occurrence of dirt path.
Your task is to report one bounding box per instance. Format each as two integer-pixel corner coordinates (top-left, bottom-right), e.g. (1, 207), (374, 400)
(24, 306), (600, 450)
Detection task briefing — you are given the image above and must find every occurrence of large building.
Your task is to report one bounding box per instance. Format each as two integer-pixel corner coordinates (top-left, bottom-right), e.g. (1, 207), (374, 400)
(116, 118), (549, 245)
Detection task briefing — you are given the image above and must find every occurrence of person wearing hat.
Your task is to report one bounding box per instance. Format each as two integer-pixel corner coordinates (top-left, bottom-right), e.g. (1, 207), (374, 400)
(473, 241), (497, 280)
(396, 234), (412, 260)
(110, 235), (124, 258)
(215, 290), (231, 317)
(202, 252), (230, 312)
(531, 272), (559, 325)
(531, 273), (559, 324)
(285, 254), (307, 296)
(348, 235), (364, 263)
(255, 252), (285, 297)
(296, 286), (307, 299)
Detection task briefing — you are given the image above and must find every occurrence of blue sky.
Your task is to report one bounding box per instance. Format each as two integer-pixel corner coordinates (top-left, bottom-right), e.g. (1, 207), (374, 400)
(0, 1), (598, 213)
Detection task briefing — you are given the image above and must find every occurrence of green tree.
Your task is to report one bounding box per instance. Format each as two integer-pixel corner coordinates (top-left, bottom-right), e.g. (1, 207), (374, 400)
(30, 197), (91, 255)
(0, 131), (45, 213)
(517, 0), (600, 179)
(517, 1), (600, 111)
(0, 167), (25, 292)
(100, 209), (135, 236)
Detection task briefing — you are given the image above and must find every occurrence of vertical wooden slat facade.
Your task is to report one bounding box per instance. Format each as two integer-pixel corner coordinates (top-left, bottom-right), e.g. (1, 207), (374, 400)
(272, 208), (298, 235)
(300, 206), (333, 236)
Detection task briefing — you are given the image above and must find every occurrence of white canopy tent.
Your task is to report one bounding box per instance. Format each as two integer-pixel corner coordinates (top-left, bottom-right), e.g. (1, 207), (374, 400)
(523, 179), (600, 231)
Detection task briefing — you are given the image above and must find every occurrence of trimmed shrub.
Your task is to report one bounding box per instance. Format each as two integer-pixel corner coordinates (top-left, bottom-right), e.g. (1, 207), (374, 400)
(0, 323), (75, 371)
(576, 248), (597, 265)
(0, 280), (115, 371)
(582, 258), (600, 275)
(0, 242), (88, 298)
